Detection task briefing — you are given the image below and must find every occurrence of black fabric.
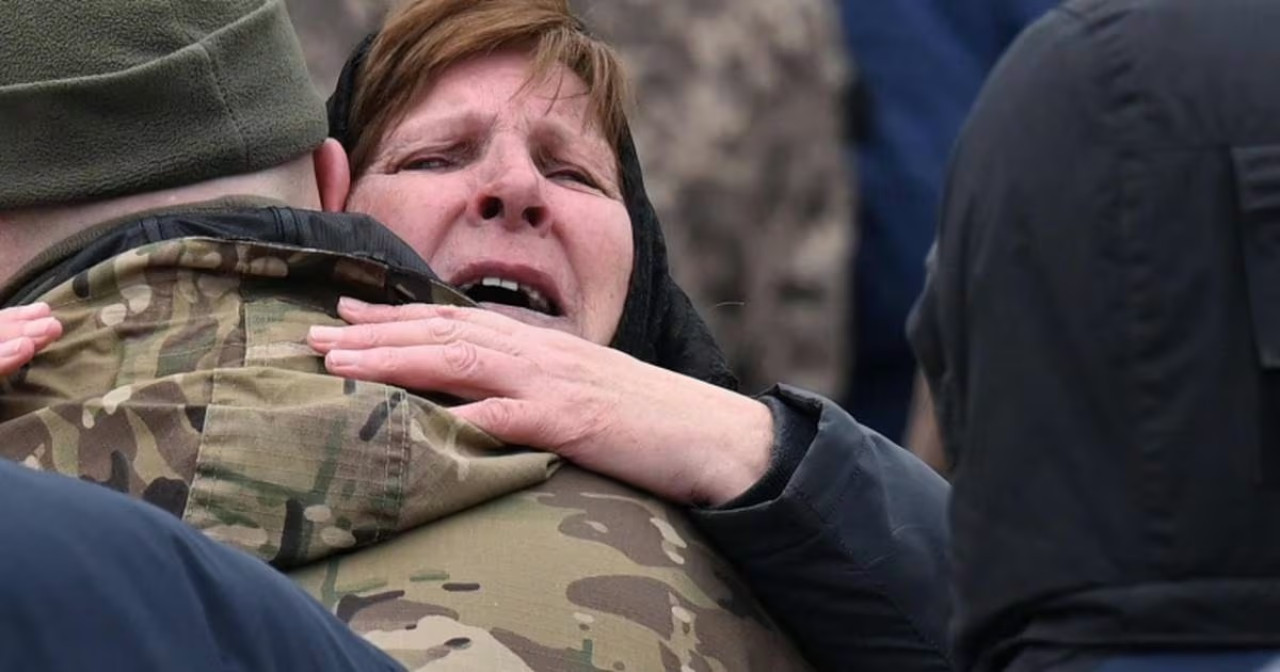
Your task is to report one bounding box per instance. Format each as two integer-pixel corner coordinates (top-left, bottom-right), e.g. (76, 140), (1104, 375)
(691, 385), (953, 672)
(0, 459), (402, 671)
(2, 206), (446, 309)
(909, 1), (1280, 670)
(717, 392), (816, 509)
(326, 34), (737, 390)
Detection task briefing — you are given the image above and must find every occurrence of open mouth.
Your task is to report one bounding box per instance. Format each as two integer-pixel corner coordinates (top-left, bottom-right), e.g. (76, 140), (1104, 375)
(458, 276), (562, 317)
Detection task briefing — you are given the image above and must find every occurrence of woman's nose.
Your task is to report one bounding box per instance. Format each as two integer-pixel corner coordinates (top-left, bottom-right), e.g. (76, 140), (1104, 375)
(474, 194), (549, 229)
(471, 161), (550, 230)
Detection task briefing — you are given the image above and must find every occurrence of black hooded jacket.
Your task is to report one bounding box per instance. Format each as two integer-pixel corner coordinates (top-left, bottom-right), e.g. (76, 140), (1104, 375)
(911, 0), (1280, 669)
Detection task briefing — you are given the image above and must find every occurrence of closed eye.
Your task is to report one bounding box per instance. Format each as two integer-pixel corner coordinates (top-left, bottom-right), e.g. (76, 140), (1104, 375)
(547, 166), (600, 190)
(401, 156), (455, 172)
(398, 141), (476, 173)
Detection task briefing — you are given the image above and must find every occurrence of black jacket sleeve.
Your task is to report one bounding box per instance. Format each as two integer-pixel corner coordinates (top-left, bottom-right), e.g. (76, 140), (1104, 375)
(689, 385), (954, 672)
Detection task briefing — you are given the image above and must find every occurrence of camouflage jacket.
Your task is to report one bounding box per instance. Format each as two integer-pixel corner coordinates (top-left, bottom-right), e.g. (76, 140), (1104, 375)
(0, 201), (810, 671)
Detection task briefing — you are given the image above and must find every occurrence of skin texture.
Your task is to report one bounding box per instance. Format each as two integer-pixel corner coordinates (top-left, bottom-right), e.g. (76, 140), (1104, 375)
(0, 303), (61, 376)
(318, 50), (774, 507)
(345, 51), (632, 345)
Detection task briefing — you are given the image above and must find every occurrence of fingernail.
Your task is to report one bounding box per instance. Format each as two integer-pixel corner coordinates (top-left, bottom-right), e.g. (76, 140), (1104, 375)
(22, 318), (56, 337)
(0, 338), (27, 356)
(309, 326), (342, 343)
(338, 297), (369, 312)
(326, 350), (360, 368)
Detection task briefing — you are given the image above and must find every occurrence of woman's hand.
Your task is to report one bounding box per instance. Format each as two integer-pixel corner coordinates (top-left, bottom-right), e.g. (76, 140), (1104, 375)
(308, 298), (773, 506)
(0, 303), (62, 377)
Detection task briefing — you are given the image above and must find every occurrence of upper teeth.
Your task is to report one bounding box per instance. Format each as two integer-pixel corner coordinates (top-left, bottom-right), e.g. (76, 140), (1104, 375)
(461, 276), (553, 314)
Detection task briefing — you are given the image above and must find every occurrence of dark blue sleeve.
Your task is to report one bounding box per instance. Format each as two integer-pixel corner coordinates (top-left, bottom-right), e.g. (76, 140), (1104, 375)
(690, 385), (953, 672)
(838, 0), (1058, 441)
(0, 459), (402, 672)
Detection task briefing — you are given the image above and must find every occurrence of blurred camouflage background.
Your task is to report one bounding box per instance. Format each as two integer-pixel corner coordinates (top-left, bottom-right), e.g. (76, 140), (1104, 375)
(285, 0), (856, 399)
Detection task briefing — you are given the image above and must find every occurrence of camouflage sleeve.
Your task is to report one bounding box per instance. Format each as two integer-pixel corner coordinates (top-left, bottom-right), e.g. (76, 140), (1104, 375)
(691, 385), (954, 672)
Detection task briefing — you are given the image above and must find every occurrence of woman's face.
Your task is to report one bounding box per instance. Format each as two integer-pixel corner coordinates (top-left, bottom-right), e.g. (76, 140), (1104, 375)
(347, 50), (633, 345)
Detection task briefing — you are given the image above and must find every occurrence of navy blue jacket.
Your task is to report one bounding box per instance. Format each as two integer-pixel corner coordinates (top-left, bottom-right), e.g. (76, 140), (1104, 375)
(0, 459), (401, 671)
(838, 0), (1056, 440)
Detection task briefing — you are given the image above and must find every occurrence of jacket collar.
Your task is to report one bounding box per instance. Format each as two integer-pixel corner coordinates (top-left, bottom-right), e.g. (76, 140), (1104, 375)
(2, 198), (456, 308)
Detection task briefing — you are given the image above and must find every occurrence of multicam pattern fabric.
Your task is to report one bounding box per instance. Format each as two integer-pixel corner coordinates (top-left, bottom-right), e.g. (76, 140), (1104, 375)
(291, 466), (811, 671)
(0, 237), (556, 567)
(0, 233), (809, 669)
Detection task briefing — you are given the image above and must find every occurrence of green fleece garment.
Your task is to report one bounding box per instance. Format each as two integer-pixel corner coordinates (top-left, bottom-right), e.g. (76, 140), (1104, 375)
(0, 0), (327, 210)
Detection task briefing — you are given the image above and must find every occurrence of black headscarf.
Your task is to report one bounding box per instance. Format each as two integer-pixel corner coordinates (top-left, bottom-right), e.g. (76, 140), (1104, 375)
(327, 34), (737, 390)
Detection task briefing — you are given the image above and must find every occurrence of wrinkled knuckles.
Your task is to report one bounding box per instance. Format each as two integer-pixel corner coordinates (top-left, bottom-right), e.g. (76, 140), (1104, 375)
(424, 317), (462, 343)
(349, 324), (385, 348)
(475, 398), (519, 436)
(442, 341), (483, 379)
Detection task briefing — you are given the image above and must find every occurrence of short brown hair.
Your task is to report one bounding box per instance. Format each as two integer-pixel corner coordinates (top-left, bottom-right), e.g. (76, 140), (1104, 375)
(347, 0), (629, 176)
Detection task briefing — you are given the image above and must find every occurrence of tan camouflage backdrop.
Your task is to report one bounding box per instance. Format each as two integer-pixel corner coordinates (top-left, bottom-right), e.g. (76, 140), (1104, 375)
(286, 0), (856, 397)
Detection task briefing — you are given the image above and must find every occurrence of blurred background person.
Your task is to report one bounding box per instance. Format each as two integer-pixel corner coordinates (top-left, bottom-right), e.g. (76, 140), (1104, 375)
(287, 0), (855, 399)
(567, 0), (854, 398)
(836, 0), (1057, 450)
(288, 0), (394, 89)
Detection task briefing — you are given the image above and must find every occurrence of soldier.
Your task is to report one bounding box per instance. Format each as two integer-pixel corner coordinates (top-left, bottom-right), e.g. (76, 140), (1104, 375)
(0, 1), (398, 666)
(286, 0), (394, 90)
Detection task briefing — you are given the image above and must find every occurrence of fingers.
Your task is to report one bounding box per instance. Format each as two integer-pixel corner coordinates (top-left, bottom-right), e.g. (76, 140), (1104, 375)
(336, 297), (522, 335)
(451, 397), (548, 449)
(0, 303), (50, 321)
(0, 316), (61, 348)
(322, 342), (530, 400)
(0, 337), (35, 377)
(308, 315), (520, 358)
(0, 303), (60, 344)
(0, 304), (63, 376)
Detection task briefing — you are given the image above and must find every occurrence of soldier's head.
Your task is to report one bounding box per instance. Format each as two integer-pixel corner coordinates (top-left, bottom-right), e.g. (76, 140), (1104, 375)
(0, 0), (350, 281)
(331, 0), (637, 346)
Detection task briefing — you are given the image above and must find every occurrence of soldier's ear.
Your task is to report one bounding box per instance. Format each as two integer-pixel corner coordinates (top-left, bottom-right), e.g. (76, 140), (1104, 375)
(314, 139), (350, 212)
